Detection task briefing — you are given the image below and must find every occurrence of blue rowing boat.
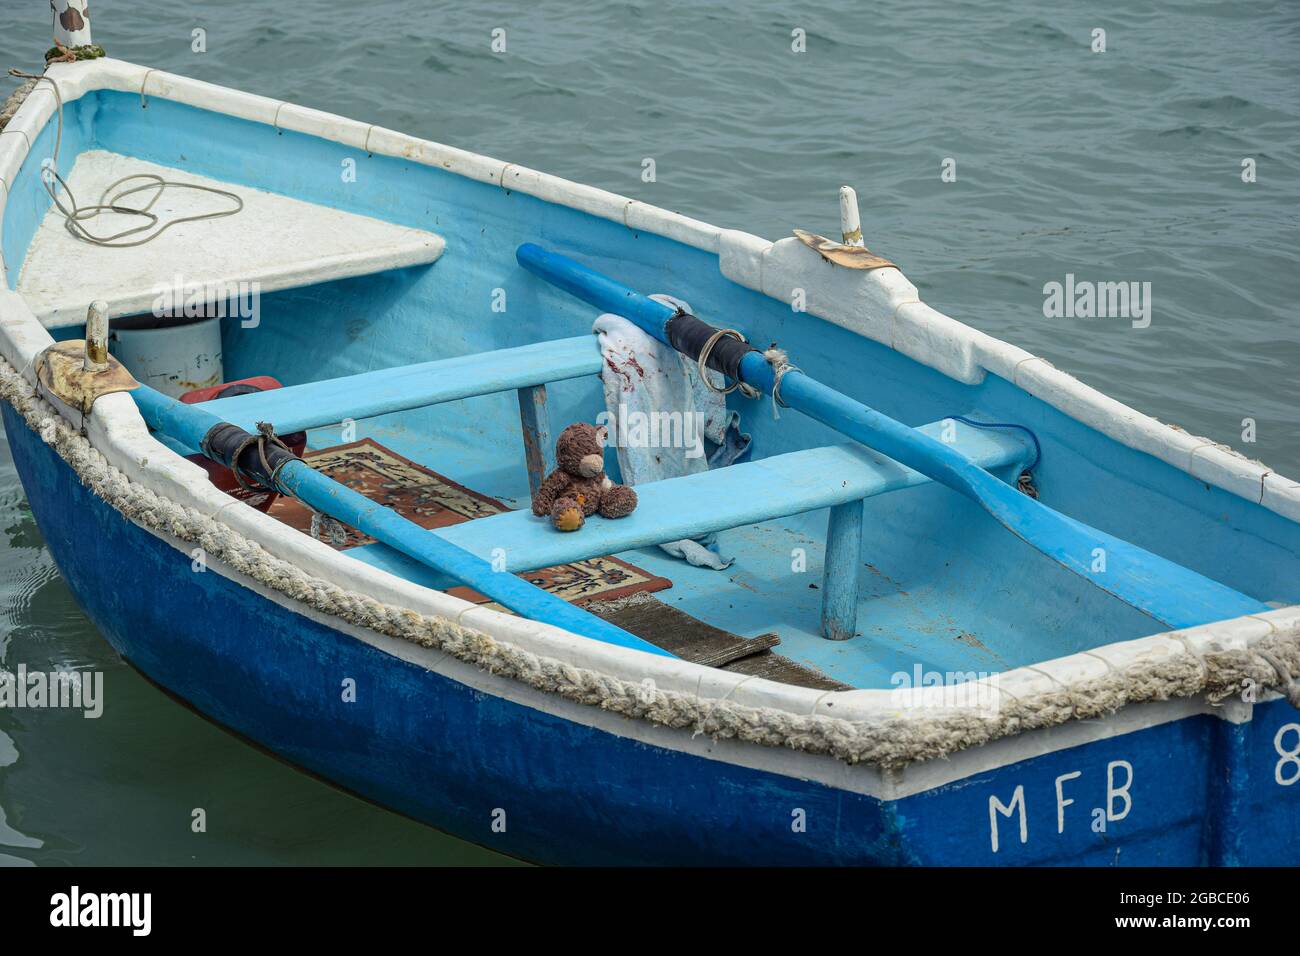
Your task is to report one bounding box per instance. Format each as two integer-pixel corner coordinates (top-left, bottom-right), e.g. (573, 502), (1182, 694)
(2, 48), (1298, 865)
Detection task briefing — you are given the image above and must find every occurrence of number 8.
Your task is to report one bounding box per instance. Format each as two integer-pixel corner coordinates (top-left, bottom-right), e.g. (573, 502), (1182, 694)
(1276, 723), (1300, 787)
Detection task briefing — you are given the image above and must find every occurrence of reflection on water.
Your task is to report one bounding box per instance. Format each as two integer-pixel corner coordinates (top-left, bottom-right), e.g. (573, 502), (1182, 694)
(0, 728), (43, 855)
(0, 416), (512, 865)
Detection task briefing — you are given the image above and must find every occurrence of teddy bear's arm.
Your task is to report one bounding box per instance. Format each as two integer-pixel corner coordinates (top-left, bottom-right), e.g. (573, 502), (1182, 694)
(531, 469), (572, 516)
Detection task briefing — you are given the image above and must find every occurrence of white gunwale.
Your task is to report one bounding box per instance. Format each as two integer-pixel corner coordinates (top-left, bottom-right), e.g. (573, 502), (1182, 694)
(1, 58), (1298, 794)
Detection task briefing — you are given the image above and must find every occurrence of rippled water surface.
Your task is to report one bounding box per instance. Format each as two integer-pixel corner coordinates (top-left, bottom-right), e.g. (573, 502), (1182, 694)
(0, 1), (1297, 864)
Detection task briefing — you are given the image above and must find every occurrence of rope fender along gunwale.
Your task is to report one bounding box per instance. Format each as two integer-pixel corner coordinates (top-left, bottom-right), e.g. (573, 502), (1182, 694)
(0, 355), (1297, 772)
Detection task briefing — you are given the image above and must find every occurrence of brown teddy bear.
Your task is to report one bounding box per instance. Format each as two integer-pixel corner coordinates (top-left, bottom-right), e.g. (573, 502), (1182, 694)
(531, 423), (638, 531)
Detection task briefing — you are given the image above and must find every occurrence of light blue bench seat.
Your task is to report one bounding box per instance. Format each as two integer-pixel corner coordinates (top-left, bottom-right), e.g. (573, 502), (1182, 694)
(203, 335), (603, 434)
(348, 419), (1032, 640)
(200, 334), (604, 494)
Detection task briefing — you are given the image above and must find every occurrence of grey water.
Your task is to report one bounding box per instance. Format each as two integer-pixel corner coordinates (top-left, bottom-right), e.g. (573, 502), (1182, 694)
(0, 1), (1296, 864)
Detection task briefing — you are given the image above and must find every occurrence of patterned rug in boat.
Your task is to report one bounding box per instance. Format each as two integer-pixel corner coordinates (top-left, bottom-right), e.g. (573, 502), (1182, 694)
(266, 438), (673, 607)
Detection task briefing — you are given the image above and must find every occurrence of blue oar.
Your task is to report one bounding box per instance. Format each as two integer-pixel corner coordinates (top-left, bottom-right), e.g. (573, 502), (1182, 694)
(130, 384), (671, 657)
(517, 242), (1270, 629)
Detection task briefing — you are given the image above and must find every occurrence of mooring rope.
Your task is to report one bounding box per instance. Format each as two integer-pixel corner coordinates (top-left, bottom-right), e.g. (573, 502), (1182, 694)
(0, 78), (37, 131)
(1257, 648), (1300, 709)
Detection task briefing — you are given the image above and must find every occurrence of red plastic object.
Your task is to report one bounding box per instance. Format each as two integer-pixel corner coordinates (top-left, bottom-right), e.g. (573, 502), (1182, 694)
(180, 375), (284, 405)
(179, 377), (307, 512)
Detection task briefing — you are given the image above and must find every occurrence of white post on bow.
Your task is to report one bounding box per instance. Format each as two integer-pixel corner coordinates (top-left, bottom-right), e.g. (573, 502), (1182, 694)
(838, 185), (864, 247)
(52, 1), (93, 49)
(83, 301), (109, 372)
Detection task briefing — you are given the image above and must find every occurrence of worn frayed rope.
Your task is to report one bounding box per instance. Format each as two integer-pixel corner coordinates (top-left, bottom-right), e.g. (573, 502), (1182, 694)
(0, 354), (1297, 771)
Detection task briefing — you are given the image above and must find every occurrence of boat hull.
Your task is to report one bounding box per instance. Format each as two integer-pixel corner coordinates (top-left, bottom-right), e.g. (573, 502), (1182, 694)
(7, 405), (1299, 865)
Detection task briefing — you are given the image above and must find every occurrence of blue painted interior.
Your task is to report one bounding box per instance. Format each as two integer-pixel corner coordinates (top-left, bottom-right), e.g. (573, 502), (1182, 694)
(516, 243), (1273, 630)
(6, 89), (1300, 691)
(202, 334), (604, 434)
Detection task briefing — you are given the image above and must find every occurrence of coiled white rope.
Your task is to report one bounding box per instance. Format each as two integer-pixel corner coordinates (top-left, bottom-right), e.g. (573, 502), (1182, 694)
(9, 69), (243, 248)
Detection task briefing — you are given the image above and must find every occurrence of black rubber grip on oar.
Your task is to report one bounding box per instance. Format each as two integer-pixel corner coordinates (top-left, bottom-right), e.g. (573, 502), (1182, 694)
(665, 310), (756, 381)
(201, 422), (298, 488)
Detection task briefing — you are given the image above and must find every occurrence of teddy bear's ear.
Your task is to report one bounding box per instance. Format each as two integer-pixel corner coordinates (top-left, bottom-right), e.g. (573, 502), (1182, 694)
(594, 424), (609, 445)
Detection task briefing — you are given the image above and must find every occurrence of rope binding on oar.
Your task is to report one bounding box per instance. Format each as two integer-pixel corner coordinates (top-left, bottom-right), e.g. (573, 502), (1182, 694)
(201, 419), (302, 495)
(946, 415), (1042, 498)
(696, 327), (760, 399)
(762, 344), (800, 420)
(676, 304), (799, 414)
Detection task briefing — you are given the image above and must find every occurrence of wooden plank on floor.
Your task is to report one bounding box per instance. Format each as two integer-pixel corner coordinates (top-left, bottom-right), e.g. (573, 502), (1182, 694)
(590, 594), (851, 691)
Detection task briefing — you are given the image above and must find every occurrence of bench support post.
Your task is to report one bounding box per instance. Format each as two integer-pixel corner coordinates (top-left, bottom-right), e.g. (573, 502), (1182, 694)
(517, 384), (553, 499)
(821, 500), (863, 641)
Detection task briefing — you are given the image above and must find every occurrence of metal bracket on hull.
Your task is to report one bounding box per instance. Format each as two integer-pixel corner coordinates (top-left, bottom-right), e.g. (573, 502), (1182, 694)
(35, 300), (139, 421)
(793, 229), (895, 271)
(35, 340), (139, 419)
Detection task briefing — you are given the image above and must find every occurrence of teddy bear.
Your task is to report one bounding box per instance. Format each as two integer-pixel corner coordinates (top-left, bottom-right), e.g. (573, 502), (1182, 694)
(531, 422), (638, 532)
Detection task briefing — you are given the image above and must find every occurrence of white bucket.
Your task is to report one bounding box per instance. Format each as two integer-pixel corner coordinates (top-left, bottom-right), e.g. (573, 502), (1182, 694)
(109, 315), (224, 398)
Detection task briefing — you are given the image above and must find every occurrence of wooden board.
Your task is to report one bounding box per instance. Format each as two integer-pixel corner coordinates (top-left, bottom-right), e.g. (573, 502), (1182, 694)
(591, 594), (850, 691)
(349, 420), (1029, 580)
(18, 150), (444, 328)
(203, 336), (602, 433)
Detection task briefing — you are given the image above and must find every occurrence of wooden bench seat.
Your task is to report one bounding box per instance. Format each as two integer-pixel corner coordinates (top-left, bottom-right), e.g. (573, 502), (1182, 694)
(348, 419), (1031, 640)
(203, 335), (603, 434)
(190, 336), (1030, 642)
(201, 334), (604, 494)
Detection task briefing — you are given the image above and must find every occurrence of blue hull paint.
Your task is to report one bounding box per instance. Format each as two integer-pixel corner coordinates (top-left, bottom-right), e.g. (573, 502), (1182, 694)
(7, 406), (1299, 865)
